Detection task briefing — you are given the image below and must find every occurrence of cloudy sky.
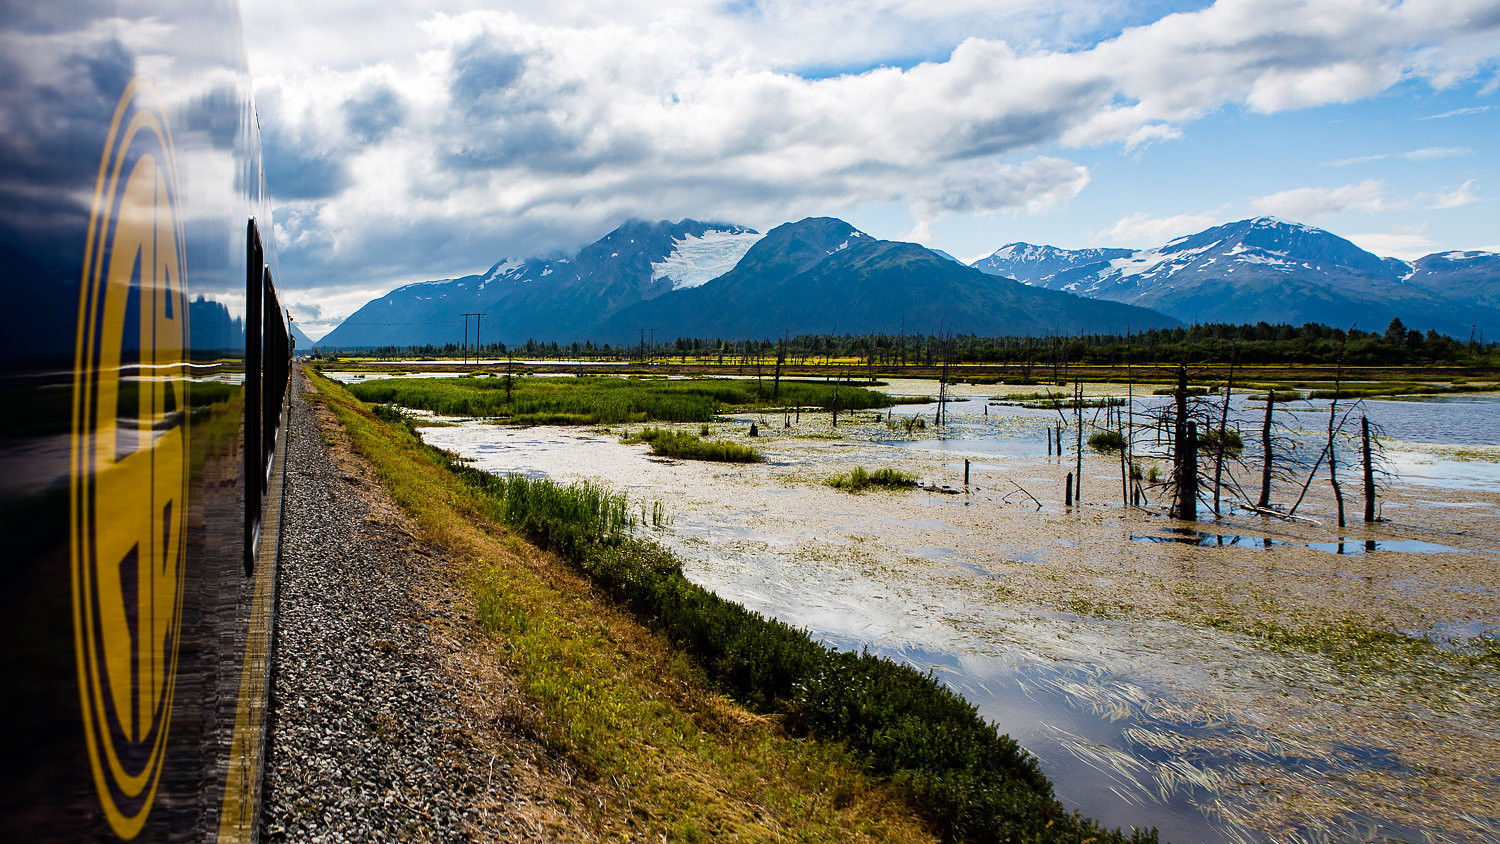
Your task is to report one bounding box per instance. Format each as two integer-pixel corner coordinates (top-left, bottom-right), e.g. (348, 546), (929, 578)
(241, 0), (1500, 339)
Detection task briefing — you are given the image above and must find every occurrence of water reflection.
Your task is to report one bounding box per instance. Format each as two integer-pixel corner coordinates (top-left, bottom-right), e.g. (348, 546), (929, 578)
(1132, 530), (1489, 556)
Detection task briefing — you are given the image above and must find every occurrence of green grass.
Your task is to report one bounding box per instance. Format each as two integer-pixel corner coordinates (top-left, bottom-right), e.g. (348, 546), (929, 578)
(308, 369), (942, 843)
(827, 466), (919, 493)
(1197, 428), (1244, 457)
(1087, 430), (1125, 453)
(1307, 381), (1500, 399)
(1152, 386), (1210, 397)
(623, 427), (764, 463)
(997, 391), (1128, 410)
(314, 369), (1152, 844)
(464, 470), (1149, 844)
(347, 375), (916, 425)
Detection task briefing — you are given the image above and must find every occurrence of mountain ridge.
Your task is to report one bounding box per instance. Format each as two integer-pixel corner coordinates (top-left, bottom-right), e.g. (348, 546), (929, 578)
(314, 215), (1497, 349)
(970, 217), (1500, 337)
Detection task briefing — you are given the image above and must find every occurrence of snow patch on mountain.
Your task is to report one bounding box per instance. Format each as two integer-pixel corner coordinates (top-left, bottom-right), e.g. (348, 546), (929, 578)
(480, 259), (523, 287)
(650, 228), (766, 290)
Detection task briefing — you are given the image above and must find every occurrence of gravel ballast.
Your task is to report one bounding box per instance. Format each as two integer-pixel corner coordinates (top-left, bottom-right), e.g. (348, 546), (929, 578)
(260, 372), (584, 842)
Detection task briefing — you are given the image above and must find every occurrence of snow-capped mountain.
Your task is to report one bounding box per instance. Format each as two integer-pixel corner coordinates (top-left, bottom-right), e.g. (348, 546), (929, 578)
(316, 216), (1179, 348)
(971, 243), (1132, 285)
(650, 227), (764, 291)
(1405, 250), (1500, 311)
(317, 219), (758, 348)
(972, 218), (1500, 337)
(593, 217), (1177, 342)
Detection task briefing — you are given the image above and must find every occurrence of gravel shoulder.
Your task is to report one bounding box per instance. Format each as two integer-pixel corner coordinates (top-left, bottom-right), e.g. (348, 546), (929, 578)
(260, 370), (591, 842)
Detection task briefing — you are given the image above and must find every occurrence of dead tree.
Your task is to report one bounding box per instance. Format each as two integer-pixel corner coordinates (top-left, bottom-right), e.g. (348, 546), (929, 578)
(1257, 390), (1275, 508)
(1327, 334), (1350, 527)
(1362, 415), (1376, 522)
(1074, 382), (1083, 502)
(1211, 348), (1237, 515)
(773, 331), (786, 402)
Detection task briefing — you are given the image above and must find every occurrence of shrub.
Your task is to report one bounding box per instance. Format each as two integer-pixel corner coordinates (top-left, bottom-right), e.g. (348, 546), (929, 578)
(827, 466), (919, 492)
(445, 466), (1152, 843)
(1087, 430), (1125, 452)
(1198, 428), (1244, 457)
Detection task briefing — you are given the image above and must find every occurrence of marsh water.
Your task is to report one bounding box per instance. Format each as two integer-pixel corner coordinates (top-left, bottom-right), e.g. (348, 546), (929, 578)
(338, 370), (1500, 842)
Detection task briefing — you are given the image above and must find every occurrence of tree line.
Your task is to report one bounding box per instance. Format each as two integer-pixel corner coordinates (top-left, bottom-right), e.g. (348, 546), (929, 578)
(316, 318), (1497, 368)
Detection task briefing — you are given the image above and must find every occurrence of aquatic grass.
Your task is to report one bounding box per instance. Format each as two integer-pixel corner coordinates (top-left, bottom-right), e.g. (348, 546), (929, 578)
(623, 427), (764, 462)
(1197, 428), (1243, 457)
(997, 391), (1127, 410)
(827, 467), (919, 493)
(1307, 381), (1500, 399)
(347, 375), (917, 425)
(1088, 431), (1126, 453)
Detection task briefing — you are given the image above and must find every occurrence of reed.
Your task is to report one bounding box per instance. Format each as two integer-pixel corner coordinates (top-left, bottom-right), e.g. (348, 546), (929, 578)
(347, 375), (915, 425)
(622, 427), (764, 462)
(827, 466), (919, 492)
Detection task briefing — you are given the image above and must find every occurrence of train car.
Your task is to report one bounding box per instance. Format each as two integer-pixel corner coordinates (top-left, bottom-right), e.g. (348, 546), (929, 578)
(0, 0), (291, 840)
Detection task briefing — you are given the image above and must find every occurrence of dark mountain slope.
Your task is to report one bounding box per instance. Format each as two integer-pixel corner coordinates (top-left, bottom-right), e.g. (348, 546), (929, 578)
(594, 219), (1178, 343)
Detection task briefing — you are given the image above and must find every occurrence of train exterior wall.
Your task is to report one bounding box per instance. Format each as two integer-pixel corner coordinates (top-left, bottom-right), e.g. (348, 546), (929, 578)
(0, 1), (289, 840)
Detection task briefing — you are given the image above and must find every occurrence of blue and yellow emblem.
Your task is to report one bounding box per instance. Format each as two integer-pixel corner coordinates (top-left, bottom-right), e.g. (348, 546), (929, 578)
(71, 76), (189, 840)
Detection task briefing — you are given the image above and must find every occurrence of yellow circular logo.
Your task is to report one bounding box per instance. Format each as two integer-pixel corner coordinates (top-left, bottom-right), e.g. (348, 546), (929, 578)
(71, 76), (190, 840)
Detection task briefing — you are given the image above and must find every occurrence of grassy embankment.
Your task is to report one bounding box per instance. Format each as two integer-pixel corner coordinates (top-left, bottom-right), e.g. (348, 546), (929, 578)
(311, 368), (1153, 844)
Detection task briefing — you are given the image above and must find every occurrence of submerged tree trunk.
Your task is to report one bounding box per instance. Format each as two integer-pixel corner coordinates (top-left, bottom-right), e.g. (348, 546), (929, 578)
(1177, 421), (1198, 520)
(1213, 354), (1235, 515)
(1074, 382), (1083, 502)
(1362, 415), (1376, 523)
(1171, 366), (1196, 520)
(1257, 390), (1274, 508)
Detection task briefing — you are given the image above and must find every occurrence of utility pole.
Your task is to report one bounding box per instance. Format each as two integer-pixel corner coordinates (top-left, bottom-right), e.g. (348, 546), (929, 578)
(462, 313), (484, 364)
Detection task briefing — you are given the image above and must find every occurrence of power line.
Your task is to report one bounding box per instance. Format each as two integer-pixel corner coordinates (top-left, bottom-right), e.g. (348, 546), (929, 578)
(461, 313), (484, 364)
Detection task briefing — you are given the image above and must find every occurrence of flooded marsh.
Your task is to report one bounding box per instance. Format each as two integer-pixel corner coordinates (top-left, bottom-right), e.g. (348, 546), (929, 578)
(356, 371), (1500, 842)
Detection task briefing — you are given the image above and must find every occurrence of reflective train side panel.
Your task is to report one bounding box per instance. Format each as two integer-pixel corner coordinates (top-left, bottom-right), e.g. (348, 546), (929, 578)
(0, 1), (290, 839)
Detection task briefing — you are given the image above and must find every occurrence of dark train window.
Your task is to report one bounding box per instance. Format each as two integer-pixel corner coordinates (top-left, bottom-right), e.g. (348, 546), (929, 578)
(245, 219), (263, 574)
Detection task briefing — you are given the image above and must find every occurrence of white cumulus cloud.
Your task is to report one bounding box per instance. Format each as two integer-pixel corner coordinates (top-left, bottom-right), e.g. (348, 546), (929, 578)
(1094, 211), (1227, 247)
(241, 0), (1500, 323)
(1252, 179), (1393, 219)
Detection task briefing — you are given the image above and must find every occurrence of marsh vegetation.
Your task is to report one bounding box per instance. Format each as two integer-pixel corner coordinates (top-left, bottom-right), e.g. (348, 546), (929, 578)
(346, 374), (919, 426)
(392, 366), (1500, 842)
(318, 369), (1153, 843)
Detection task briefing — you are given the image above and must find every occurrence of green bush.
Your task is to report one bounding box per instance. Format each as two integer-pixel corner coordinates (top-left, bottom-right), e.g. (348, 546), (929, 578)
(445, 465), (1154, 844)
(1087, 430), (1125, 453)
(1198, 428), (1244, 457)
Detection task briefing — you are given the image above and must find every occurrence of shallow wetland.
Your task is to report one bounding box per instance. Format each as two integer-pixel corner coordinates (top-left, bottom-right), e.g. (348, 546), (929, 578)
(332, 369), (1500, 843)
